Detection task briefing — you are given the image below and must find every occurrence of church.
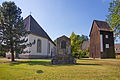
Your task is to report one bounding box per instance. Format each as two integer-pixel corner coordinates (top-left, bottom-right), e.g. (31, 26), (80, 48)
(7, 15), (56, 59)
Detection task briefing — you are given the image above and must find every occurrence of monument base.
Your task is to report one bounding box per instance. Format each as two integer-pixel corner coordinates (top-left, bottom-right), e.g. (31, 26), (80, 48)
(52, 54), (76, 64)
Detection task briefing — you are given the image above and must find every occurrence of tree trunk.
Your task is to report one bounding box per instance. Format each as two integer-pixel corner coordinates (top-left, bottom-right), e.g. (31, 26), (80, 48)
(11, 49), (15, 62)
(10, 39), (15, 62)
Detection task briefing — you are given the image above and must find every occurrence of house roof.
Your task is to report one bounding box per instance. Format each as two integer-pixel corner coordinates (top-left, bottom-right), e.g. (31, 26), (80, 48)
(54, 35), (70, 44)
(24, 15), (55, 45)
(89, 20), (113, 36)
(81, 40), (90, 50)
(115, 44), (120, 53)
(58, 35), (70, 40)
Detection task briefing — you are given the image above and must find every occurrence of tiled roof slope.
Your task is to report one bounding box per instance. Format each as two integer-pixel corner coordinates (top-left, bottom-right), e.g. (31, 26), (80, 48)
(24, 15), (55, 45)
(94, 20), (112, 31)
(89, 20), (113, 36)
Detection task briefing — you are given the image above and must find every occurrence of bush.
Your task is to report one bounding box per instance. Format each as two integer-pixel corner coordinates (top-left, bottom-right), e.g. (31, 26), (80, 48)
(72, 49), (89, 59)
(81, 49), (89, 58)
(0, 51), (5, 57)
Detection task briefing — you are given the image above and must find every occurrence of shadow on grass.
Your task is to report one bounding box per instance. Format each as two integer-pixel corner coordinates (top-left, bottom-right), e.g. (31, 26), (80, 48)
(9, 60), (101, 66)
(36, 70), (44, 74)
(9, 60), (51, 66)
(79, 59), (96, 60)
(0, 66), (44, 74)
(75, 63), (101, 66)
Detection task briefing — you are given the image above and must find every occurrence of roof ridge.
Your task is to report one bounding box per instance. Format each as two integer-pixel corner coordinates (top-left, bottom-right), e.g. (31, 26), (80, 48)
(94, 20), (106, 23)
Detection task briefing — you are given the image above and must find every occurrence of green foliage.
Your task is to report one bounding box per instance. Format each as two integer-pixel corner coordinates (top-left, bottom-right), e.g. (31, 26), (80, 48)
(0, 51), (5, 57)
(0, 1), (32, 61)
(70, 32), (89, 58)
(73, 49), (89, 59)
(106, 0), (120, 38)
(79, 49), (89, 58)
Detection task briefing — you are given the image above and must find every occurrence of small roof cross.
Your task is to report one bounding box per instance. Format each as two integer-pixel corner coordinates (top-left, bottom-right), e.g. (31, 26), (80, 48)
(30, 12), (32, 15)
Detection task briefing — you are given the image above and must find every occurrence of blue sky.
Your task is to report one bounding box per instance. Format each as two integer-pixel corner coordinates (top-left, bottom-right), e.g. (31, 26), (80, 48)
(0, 0), (112, 41)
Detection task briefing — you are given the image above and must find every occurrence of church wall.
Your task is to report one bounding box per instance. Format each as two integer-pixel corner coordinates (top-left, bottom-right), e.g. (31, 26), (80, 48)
(20, 34), (55, 58)
(29, 34), (48, 56)
(48, 41), (55, 56)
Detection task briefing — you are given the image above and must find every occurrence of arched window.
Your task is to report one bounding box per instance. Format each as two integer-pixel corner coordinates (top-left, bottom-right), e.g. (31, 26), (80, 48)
(37, 39), (41, 53)
(61, 40), (66, 49)
(48, 43), (50, 54)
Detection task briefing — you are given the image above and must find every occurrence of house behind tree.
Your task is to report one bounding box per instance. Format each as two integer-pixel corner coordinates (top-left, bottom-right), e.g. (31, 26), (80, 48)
(89, 20), (115, 58)
(81, 40), (90, 50)
(114, 44), (120, 58)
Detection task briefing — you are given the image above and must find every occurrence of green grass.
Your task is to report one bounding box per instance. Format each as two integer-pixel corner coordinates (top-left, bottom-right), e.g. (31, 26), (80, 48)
(0, 57), (5, 59)
(0, 59), (120, 80)
(116, 58), (120, 59)
(0, 60), (9, 62)
(0, 58), (9, 62)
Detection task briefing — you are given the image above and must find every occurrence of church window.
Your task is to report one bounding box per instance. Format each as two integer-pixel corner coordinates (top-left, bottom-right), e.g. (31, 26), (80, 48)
(61, 40), (66, 49)
(37, 39), (41, 53)
(48, 43), (50, 54)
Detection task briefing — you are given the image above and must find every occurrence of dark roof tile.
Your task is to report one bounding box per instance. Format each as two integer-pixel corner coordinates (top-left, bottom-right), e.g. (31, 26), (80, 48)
(24, 15), (55, 45)
(94, 20), (112, 31)
(89, 20), (113, 36)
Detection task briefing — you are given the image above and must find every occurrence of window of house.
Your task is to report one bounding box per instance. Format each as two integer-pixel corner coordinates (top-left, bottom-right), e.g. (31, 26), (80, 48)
(106, 44), (109, 48)
(100, 35), (103, 52)
(105, 35), (108, 38)
(37, 39), (41, 53)
(48, 43), (50, 54)
(61, 40), (66, 49)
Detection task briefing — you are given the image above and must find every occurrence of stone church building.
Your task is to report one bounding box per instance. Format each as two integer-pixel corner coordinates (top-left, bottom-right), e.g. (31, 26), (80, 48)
(6, 15), (55, 59)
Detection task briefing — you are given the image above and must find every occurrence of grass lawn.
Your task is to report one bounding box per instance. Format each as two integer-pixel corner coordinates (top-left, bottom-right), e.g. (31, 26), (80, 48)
(0, 59), (120, 80)
(0, 57), (5, 59)
(0, 57), (9, 62)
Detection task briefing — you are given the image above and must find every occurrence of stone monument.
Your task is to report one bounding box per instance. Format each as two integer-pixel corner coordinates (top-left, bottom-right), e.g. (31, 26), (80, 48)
(52, 35), (76, 64)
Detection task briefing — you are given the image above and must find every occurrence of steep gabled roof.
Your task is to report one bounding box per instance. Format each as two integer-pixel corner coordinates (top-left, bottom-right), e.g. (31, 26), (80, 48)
(89, 20), (113, 36)
(24, 15), (55, 45)
(57, 35), (70, 40)
(94, 20), (112, 31)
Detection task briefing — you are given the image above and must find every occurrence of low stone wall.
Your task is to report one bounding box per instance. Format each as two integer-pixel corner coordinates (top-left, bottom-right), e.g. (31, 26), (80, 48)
(52, 54), (76, 64)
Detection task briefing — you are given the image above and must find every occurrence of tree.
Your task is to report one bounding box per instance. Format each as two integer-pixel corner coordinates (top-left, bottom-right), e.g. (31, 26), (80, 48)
(0, 1), (30, 61)
(106, 0), (120, 38)
(0, 51), (5, 57)
(79, 34), (89, 48)
(70, 32), (89, 58)
(70, 32), (80, 57)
